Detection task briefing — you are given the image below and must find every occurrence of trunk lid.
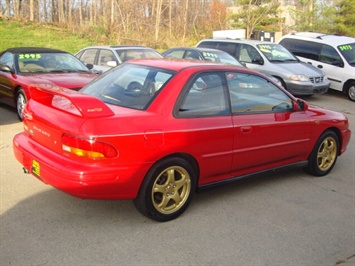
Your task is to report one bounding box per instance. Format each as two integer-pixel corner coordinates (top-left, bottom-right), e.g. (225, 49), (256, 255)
(23, 84), (114, 154)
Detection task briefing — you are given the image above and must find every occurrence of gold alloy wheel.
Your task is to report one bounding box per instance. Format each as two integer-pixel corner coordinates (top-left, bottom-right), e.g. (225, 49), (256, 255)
(152, 166), (191, 214)
(317, 136), (337, 171)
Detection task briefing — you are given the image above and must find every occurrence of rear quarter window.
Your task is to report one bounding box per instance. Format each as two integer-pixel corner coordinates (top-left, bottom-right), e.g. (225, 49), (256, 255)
(280, 39), (321, 61)
(319, 44), (343, 65)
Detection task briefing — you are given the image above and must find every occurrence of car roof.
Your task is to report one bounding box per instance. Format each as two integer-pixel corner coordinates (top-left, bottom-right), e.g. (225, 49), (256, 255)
(283, 32), (355, 45)
(78, 45), (152, 50)
(166, 47), (230, 53)
(2, 47), (67, 54)
(199, 38), (276, 45)
(126, 58), (248, 72)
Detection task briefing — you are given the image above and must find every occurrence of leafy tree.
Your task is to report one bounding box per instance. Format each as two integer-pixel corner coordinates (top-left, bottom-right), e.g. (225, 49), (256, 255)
(229, 0), (281, 39)
(330, 0), (355, 37)
(288, 0), (318, 32)
(287, 0), (355, 37)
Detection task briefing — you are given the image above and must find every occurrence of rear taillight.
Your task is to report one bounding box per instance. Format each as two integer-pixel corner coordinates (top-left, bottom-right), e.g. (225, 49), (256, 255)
(62, 134), (118, 159)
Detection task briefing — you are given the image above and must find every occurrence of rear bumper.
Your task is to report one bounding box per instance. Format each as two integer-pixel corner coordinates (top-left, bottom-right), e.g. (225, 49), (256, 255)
(13, 133), (148, 199)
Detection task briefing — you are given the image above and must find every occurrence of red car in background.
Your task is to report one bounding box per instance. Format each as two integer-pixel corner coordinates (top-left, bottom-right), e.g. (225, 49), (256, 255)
(13, 59), (351, 221)
(0, 47), (98, 120)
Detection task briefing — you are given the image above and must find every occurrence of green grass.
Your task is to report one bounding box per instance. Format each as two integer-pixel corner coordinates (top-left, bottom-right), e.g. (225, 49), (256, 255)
(0, 19), (96, 54)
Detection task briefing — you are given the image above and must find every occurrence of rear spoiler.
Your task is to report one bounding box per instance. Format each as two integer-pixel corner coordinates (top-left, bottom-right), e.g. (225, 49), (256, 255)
(28, 84), (114, 118)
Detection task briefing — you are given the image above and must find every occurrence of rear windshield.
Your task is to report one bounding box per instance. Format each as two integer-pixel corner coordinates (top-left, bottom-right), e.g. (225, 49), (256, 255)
(81, 64), (174, 110)
(338, 43), (355, 66)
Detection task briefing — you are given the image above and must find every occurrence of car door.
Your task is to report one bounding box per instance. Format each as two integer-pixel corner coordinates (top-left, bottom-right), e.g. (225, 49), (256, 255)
(225, 72), (312, 176)
(175, 72), (234, 184)
(76, 48), (99, 71)
(314, 44), (347, 91)
(97, 49), (118, 72)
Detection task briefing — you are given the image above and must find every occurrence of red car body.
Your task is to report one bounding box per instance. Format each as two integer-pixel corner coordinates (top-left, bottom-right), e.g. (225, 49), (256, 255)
(0, 47), (98, 119)
(0, 72), (97, 102)
(13, 59), (351, 221)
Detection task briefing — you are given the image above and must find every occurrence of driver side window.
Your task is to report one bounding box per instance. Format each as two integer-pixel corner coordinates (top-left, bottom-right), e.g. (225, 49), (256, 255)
(178, 73), (229, 117)
(226, 72), (292, 113)
(239, 45), (260, 63)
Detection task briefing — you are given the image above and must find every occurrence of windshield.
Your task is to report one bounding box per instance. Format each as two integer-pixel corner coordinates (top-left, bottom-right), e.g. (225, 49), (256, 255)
(80, 64), (174, 110)
(17, 52), (90, 73)
(338, 43), (355, 66)
(202, 51), (243, 67)
(257, 44), (299, 62)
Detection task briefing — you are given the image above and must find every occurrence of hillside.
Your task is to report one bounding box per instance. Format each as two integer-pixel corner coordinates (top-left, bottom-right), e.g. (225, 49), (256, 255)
(0, 18), (98, 54)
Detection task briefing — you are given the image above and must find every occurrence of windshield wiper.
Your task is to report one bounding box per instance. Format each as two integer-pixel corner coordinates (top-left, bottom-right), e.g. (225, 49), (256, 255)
(269, 59), (285, 62)
(49, 69), (71, 73)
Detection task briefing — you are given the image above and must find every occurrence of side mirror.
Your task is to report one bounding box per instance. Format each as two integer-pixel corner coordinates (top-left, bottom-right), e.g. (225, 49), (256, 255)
(107, 61), (118, 68)
(294, 99), (308, 111)
(252, 58), (264, 65)
(0, 64), (13, 73)
(86, 63), (94, 70)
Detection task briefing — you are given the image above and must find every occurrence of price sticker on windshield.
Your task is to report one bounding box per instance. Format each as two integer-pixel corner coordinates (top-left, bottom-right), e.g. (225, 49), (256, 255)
(19, 54), (42, 60)
(339, 45), (352, 51)
(258, 45), (272, 50)
(202, 52), (218, 58)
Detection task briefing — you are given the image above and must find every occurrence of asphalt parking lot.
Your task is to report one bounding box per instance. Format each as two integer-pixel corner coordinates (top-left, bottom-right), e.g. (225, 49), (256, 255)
(1, 90), (354, 266)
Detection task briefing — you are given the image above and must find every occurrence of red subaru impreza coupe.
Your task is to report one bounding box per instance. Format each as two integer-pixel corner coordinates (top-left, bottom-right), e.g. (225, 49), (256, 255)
(13, 59), (351, 221)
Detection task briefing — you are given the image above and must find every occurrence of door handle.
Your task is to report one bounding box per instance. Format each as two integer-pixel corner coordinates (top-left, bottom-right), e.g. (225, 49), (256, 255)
(240, 126), (252, 133)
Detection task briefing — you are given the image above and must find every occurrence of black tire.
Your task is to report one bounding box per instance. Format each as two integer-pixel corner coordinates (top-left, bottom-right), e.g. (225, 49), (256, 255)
(16, 88), (27, 121)
(305, 130), (339, 176)
(345, 82), (355, 102)
(134, 157), (196, 222)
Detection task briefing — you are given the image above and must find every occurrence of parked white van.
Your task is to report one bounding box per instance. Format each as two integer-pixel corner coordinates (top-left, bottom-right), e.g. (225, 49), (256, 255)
(279, 32), (355, 101)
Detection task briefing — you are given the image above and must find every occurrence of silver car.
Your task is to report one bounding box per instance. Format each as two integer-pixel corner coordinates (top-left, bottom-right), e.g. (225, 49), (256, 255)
(196, 39), (330, 96)
(75, 45), (163, 73)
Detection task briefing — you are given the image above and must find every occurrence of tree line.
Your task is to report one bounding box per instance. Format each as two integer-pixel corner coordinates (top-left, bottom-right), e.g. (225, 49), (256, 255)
(1, 0), (354, 49)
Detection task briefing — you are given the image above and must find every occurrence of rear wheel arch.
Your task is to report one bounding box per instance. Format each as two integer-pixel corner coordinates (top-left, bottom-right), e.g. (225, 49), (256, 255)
(134, 153), (199, 221)
(147, 153), (200, 188)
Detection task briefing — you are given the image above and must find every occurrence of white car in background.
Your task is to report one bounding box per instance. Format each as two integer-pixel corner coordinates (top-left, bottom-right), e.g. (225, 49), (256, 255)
(75, 45), (163, 73)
